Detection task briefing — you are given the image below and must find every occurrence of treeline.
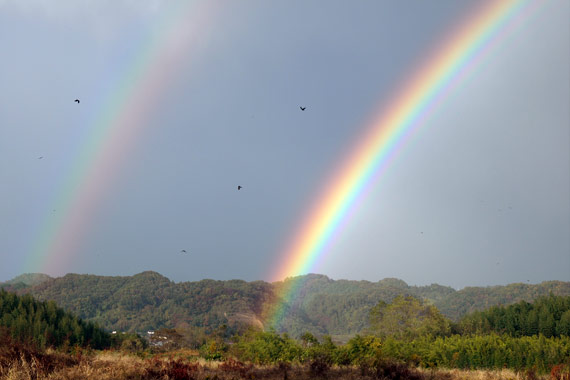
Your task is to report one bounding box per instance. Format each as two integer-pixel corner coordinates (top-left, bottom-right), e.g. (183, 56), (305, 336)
(380, 334), (570, 371)
(195, 295), (570, 372)
(2, 289), (570, 372)
(0, 289), (109, 349)
(8, 271), (569, 337)
(15, 271), (273, 334)
(198, 330), (570, 372)
(456, 295), (570, 337)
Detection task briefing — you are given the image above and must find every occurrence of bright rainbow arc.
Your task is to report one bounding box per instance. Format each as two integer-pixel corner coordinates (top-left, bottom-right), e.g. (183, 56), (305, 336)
(266, 0), (535, 328)
(24, 1), (211, 275)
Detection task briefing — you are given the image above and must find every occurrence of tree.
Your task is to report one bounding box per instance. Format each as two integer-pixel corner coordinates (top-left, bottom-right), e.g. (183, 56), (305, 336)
(557, 310), (570, 336)
(368, 295), (451, 340)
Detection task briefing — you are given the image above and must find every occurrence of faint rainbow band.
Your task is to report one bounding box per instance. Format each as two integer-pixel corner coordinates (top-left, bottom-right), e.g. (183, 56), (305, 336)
(265, 0), (541, 329)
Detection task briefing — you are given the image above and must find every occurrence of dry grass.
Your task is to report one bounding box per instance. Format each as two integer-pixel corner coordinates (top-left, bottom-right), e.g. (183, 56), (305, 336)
(2, 342), (568, 380)
(420, 368), (549, 380)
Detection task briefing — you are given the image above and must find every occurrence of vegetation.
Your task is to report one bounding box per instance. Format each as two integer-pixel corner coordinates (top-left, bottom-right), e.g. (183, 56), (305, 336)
(0, 289), (109, 349)
(0, 273), (52, 291)
(6, 343), (546, 380)
(4, 271), (568, 338)
(367, 295), (451, 339)
(1, 289), (570, 379)
(12, 271), (273, 335)
(456, 295), (570, 337)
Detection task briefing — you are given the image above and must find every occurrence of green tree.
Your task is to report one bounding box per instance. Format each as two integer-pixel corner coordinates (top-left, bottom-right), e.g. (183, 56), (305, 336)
(368, 295), (451, 340)
(557, 310), (570, 336)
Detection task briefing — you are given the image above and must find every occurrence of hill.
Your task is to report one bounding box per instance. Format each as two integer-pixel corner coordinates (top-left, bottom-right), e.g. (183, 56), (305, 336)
(0, 289), (109, 349)
(435, 281), (570, 320)
(0, 273), (52, 291)
(15, 271), (275, 335)
(7, 271), (570, 338)
(271, 274), (570, 337)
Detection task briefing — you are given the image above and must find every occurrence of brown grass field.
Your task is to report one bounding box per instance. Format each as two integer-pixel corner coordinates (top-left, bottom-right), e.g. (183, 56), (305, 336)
(2, 344), (569, 380)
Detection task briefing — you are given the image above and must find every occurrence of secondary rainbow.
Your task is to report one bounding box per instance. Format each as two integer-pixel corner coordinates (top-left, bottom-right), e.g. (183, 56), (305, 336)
(23, 1), (212, 275)
(266, 0), (537, 327)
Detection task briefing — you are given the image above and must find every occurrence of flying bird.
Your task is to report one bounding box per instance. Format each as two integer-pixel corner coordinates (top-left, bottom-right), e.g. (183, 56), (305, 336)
(37, 156), (43, 159)
(74, 99), (80, 103)
(237, 186), (242, 190)
(180, 250), (187, 253)
(300, 106), (306, 111)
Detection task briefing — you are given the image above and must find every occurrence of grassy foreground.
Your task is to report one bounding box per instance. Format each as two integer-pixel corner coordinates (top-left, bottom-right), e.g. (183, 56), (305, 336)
(2, 341), (569, 380)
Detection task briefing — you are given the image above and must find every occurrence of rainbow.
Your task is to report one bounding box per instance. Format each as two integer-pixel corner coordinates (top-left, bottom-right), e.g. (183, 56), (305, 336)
(23, 1), (213, 275)
(266, 0), (538, 328)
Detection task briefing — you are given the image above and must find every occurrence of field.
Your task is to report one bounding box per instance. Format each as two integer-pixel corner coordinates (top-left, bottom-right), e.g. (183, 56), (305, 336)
(1, 342), (568, 380)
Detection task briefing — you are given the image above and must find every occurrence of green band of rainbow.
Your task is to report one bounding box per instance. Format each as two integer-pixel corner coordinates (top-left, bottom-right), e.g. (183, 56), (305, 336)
(23, 1), (211, 275)
(266, 0), (537, 329)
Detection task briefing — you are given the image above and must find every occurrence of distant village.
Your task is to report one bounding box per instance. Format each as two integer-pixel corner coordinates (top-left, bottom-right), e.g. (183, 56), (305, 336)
(111, 330), (173, 348)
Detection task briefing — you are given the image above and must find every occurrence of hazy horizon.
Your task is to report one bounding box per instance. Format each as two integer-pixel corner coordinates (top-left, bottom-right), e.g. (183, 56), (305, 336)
(3, 270), (569, 292)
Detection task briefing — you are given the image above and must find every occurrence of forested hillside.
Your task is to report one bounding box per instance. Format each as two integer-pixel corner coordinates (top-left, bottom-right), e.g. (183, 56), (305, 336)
(435, 281), (570, 320)
(271, 274), (570, 337)
(456, 295), (570, 337)
(0, 289), (109, 349)
(16, 271), (275, 334)
(0, 273), (52, 291)
(6, 271), (570, 337)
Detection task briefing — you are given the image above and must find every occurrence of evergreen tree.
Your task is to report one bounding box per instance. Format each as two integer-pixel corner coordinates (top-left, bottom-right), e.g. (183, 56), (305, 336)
(0, 289), (110, 349)
(557, 310), (570, 336)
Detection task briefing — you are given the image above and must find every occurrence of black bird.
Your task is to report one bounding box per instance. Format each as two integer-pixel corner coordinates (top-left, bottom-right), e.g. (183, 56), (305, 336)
(38, 156), (43, 159)
(181, 250), (187, 253)
(237, 186), (242, 190)
(300, 106), (306, 111)
(74, 99), (80, 103)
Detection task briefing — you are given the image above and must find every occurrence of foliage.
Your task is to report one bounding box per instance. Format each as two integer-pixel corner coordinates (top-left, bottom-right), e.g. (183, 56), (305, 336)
(456, 295), (570, 337)
(6, 271), (570, 338)
(0, 341), (468, 380)
(17, 271), (274, 335)
(0, 289), (110, 349)
(0, 273), (52, 291)
(199, 337), (229, 360)
(112, 333), (148, 352)
(368, 295), (451, 339)
(436, 282), (570, 321)
(228, 329), (570, 372)
(230, 329), (303, 364)
(379, 334), (570, 372)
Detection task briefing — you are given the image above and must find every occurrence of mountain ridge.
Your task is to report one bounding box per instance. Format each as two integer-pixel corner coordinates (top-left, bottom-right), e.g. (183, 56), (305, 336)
(2, 271), (569, 338)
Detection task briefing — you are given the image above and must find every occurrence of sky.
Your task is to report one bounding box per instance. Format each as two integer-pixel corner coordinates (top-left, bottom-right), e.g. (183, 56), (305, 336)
(0, 0), (568, 289)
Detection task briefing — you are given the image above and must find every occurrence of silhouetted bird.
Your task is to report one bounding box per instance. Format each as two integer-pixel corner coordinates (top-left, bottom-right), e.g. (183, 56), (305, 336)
(38, 156), (43, 159)
(74, 99), (80, 103)
(300, 106), (306, 111)
(181, 250), (187, 253)
(237, 186), (242, 190)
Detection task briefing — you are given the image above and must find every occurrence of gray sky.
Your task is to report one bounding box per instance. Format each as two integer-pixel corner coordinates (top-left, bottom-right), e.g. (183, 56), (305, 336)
(0, 0), (568, 289)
